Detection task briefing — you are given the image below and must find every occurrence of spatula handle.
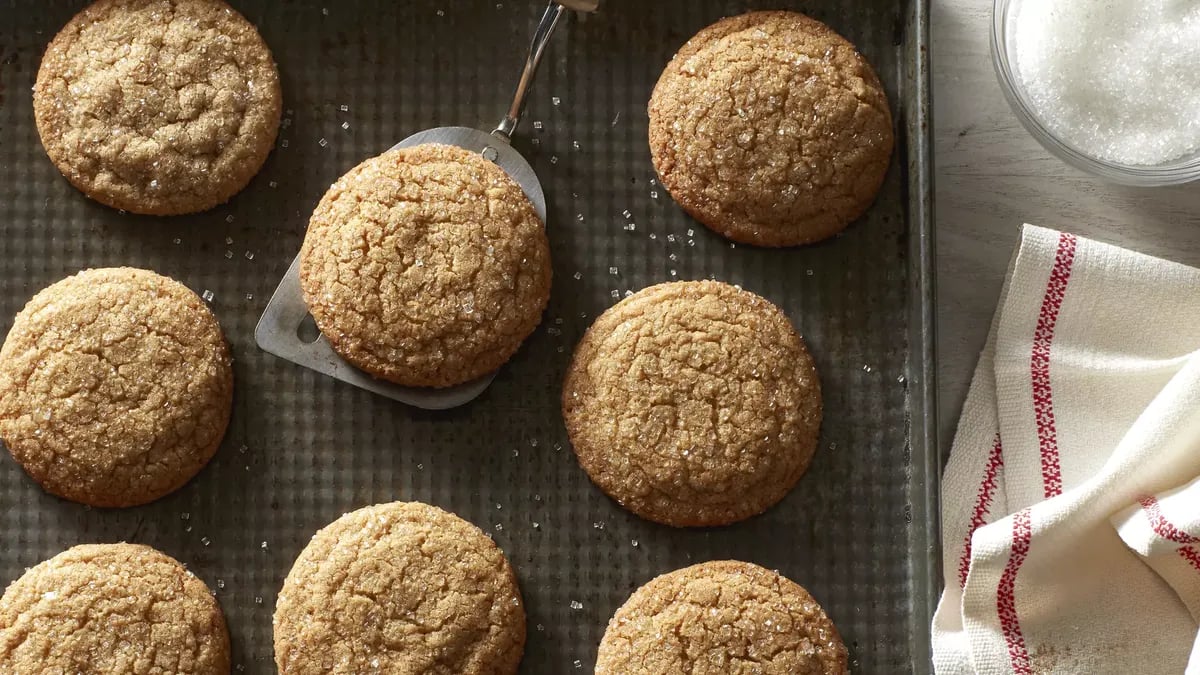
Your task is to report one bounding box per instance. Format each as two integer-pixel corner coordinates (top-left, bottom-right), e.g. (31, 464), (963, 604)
(494, 1), (591, 141)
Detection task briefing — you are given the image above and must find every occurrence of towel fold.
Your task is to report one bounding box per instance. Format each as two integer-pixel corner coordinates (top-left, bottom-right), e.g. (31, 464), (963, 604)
(934, 225), (1200, 674)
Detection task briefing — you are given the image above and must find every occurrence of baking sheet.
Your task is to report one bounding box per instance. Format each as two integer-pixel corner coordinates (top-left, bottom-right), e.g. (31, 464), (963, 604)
(0, 0), (937, 672)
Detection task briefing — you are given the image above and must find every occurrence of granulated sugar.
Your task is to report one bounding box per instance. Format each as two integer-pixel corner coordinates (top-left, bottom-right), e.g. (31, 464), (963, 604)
(1011, 0), (1200, 166)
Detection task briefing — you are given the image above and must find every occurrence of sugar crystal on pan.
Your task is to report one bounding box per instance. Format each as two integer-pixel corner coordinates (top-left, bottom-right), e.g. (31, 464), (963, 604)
(1011, 0), (1200, 165)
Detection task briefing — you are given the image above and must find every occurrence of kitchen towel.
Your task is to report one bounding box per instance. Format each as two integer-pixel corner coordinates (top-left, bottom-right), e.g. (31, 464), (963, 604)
(933, 224), (1200, 674)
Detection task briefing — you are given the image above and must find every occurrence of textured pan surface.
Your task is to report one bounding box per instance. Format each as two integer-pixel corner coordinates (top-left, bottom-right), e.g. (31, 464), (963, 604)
(0, 1), (935, 672)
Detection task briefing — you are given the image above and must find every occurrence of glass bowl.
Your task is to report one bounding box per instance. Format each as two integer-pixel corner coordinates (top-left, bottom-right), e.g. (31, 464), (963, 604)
(991, 0), (1200, 186)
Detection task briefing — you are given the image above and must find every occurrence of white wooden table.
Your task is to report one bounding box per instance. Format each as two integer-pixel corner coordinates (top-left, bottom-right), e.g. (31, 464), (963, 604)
(932, 1), (1200, 448)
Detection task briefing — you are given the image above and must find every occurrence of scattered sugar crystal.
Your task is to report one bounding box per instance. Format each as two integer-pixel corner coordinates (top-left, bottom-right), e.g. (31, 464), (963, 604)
(649, 233), (657, 240)
(807, 269), (814, 276)
(898, 375), (908, 384)
(496, 503), (503, 510)
(201, 537), (211, 546)
(245, 293), (254, 301)
(574, 660), (583, 669)
(494, 523), (503, 531)
(609, 266), (618, 275)
(552, 96), (561, 106)
(537, 623), (545, 631)
(173, 238), (182, 245)
(181, 512), (190, 520)
(569, 600), (583, 610)
(612, 112), (621, 126)
(631, 539), (639, 547)
(224, 250), (233, 259)
(269, 181), (278, 188)
(530, 438), (539, 447)
(577, 213), (585, 222)
(687, 228), (694, 236)
(670, 270), (677, 277)
(245, 251), (255, 260)
(650, 191), (659, 199)
(533, 121), (544, 130)
(217, 579), (225, 589)
(624, 290), (633, 298)
(573, 271), (582, 280)
(573, 140), (581, 150)
(341, 121), (350, 130)
(610, 290), (620, 299)
(339, 104), (349, 112)
(622, 209), (632, 219)
(202, 290), (214, 302)
(318, 138), (328, 147)
(593, 521), (605, 530)
(532, 521), (541, 530)
(281, 139), (289, 148)
(1011, 0), (1200, 165)
(260, 541), (268, 550)
(225, 218), (234, 227)
(531, 138), (541, 147)
(255, 596), (263, 604)
(667, 234), (675, 243)
(417, 463), (424, 470)
(322, 7), (328, 15)
(550, 156), (558, 164)
(437, 9), (445, 16)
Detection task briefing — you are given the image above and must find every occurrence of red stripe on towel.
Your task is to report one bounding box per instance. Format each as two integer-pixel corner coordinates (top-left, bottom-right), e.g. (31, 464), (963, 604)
(959, 434), (1005, 588)
(1031, 232), (1077, 499)
(1138, 495), (1200, 545)
(1179, 547), (1200, 574)
(998, 509), (1034, 675)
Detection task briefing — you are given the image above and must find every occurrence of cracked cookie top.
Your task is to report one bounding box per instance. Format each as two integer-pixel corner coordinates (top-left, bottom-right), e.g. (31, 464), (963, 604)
(273, 501), (526, 675)
(563, 281), (821, 527)
(0, 543), (230, 674)
(33, 0), (282, 215)
(299, 143), (552, 388)
(0, 267), (233, 507)
(648, 11), (893, 247)
(596, 561), (847, 675)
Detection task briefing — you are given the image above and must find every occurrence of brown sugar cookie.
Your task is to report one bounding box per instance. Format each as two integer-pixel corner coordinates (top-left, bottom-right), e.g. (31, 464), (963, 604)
(33, 0), (282, 215)
(273, 501), (526, 674)
(648, 11), (894, 247)
(562, 280), (821, 527)
(596, 561), (847, 675)
(0, 543), (230, 674)
(299, 143), (552, 388)
(0, 268), (233, 508)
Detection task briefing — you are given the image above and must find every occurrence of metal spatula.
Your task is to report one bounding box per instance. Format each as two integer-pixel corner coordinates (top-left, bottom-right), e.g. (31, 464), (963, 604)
(255, 1), (594, 410)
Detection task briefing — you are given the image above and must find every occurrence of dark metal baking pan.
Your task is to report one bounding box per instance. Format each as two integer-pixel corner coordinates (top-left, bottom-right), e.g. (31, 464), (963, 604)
(0, 0), (936, 671)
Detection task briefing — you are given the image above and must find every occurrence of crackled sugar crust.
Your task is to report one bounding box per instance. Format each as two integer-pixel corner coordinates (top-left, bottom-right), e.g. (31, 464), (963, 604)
(563, 281), (822, 527)
(596, 561), (847, 675)
(273, 502), (526, 675)
(33, 0), (282, 215)
(299, 143), (552, 388)
(0, 543), (230, 674)
(0, 268), (233, 508)
(648, 11), (894, 247)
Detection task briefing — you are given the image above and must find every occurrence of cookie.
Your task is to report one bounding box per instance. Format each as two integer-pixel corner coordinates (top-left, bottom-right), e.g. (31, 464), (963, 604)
(648, 11), (894, 247)
(0, 543), (230, 674)
(563, 280), (821, 527)
(596, 561), (847, 674)
(0, 268), (233, 508)
(33, 0), (282, 215)
(273, 501), (526, 674)
(299, 143), (552, 388)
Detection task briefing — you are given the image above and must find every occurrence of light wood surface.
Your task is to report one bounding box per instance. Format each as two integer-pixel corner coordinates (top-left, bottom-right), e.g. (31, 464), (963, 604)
(932, 1), (1200, 449)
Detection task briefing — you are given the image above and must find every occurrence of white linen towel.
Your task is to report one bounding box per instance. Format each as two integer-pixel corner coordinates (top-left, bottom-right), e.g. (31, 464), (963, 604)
(933, 224), (1200, 674)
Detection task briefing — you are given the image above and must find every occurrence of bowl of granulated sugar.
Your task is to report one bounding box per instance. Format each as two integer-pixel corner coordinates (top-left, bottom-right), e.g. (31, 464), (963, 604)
(993, 0), (1200, 185)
